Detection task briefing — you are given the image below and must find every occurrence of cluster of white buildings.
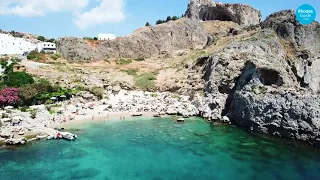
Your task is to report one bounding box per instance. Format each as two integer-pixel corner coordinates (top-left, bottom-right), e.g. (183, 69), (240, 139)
(0, 34), (37, 55)
(0, 32), (116, 55)
(0, 33), (56, 55)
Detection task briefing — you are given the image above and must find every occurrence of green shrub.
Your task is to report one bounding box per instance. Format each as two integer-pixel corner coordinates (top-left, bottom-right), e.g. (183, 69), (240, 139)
(27, 51), (41, 60)
(49, 110), (55, 114)
(134, 57), (145, 61)
(30, 110), (37, 119)
(83, 37), (93, 40)
(52, 104), (61, 108)
(151, 93), (158, 97)
(135, 73), (157, 91)
(48, 38), (55, 43)
(121, 69), (138, 76)
(76, 85), (89, 91)
(37, 36), (45, 42)
(45, 100), (53, 105)
(25, 134), (38, 140)
(50, 54), (59, 60)
(20, 106), (29, 112)
(172, 94), (180, 99)
(4, 72), (34, 87)
(116, 59), (132, 65)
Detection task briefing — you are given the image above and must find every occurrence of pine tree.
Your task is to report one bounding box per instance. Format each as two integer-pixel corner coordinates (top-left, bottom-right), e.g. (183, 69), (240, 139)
(166, 16), (172, 22)
(145, 22), (151, 26)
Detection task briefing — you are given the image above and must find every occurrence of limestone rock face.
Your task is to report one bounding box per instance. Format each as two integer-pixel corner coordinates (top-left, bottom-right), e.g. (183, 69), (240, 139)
(196, 28), (320, 146)
(262, 10), (320, 92)
(185, 0), (261, 27)
(233, 89), (320, 146)
(57, 19), (211, 61)
(262, 10), (320, 54)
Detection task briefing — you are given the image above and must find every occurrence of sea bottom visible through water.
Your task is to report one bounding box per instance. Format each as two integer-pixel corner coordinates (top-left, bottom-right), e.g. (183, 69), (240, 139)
(0, 117), (320, 180)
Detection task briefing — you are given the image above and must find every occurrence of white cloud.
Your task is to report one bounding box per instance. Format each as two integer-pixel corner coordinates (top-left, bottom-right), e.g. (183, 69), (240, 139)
(0, 0), (89, 17)
(0, 0), (126, 29)
(73, 0), (125, 29)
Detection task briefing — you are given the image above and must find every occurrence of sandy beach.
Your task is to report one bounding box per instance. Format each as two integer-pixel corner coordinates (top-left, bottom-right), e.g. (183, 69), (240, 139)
(0, 90), (198, 146)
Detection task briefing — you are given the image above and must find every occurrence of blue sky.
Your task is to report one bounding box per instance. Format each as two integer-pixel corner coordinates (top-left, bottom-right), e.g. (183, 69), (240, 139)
(0, 0), (319, 39)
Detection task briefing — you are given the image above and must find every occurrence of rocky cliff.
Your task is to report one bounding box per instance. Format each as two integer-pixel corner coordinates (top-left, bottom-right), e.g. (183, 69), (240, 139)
(185, 0), (261, 27)
(262, 10), (320, 54)
(195, 9), (320, 146)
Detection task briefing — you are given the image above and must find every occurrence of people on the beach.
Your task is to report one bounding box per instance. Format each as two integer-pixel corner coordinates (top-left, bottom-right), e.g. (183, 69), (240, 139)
(92, 115), (94, 120)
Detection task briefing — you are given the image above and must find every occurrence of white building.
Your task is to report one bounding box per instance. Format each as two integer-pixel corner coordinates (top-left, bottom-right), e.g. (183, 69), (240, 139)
(0, 33), (37, 55)
(97, 33), (116, 40)
(37, 42), (56, 53)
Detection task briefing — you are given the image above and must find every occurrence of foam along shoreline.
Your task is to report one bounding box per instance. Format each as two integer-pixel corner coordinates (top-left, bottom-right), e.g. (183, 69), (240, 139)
(0, 90), (200, 147)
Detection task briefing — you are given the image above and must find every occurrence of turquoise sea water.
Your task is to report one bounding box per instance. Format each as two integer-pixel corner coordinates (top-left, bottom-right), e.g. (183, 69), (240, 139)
(0, 117), (320, 180)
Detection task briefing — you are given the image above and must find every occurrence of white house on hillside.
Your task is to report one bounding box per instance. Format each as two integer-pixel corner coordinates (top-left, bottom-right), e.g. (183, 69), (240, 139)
(37, 42), (57, 53)
(0, 33), (37, 55)
(98, 33), (116, 40)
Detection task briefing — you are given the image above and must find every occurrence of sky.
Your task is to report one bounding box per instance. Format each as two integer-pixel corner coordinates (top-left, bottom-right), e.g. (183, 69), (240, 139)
(0, 0), (319, 39)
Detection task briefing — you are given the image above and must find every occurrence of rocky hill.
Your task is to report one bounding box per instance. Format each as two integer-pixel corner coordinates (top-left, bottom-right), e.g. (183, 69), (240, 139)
(57, 0), (262, 62)
(57, 18), (212, 61)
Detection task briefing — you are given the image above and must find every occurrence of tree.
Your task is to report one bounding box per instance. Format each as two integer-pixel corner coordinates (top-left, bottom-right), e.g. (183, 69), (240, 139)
(37, 36), (45, 41)
(93, 37), (98, 40)
(172, 16), (179, 21)
(18, 85), (38, 105)
(48, 38), (55, 43)
(4, 72), (35, 88)
(166, 16), (172, 22)
(145, 22), (151, 26)
(156, 20), (164, 25)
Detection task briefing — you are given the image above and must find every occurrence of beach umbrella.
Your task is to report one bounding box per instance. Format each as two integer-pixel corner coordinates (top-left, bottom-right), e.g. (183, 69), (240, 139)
(4, 106), (14, 110)
(12, 116), (22, 121)
(1, 118), (11, 122)
(58, 108), (65, 112)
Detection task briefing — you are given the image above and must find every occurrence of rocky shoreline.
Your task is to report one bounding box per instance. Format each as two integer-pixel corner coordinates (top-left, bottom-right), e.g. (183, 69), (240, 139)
(0, 89), (201, 148)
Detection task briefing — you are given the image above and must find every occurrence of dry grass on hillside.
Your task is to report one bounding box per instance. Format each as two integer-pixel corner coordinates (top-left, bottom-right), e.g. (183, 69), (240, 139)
(200, 20), (239, 36)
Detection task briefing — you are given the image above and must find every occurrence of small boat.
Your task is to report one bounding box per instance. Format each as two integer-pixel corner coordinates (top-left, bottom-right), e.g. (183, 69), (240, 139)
(47, 135), (54, 140)
(131, 112), (143, 117)
(177, 118), (185, 123)
(61, 132), (77, 140)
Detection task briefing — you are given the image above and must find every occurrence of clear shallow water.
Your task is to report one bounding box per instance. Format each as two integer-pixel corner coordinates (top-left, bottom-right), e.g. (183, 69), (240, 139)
(0, 117), (320, 180)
